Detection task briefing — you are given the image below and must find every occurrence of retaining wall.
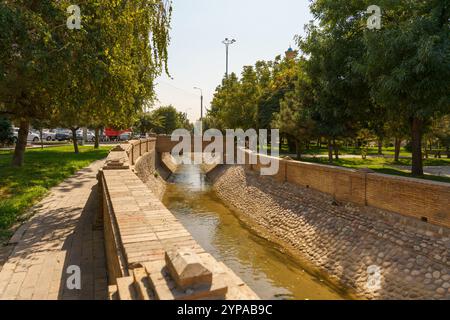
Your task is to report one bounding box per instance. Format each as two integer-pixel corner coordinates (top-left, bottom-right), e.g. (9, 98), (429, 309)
(97, 140), (257, 299)
(209, 165), (450, 300)
(248, 151), (450, 229)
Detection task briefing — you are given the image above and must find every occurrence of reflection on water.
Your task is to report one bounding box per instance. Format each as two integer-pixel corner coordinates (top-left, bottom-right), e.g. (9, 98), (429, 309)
(162, 164), (347, 300)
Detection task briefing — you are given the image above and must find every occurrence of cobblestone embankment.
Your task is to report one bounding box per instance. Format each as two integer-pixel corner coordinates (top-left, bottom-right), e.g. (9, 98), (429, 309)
(208, 165), (450, 300)
(133, 150), (170, 200)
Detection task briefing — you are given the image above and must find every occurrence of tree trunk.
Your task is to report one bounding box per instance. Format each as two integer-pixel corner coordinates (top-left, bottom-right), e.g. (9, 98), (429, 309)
(446, 146), (450, 159)
(71, 128), (79, 154)
(94, 127), (100, 149)
(377, 138), (383, 155)
(394, 137), (401, 162)
(327, 139), (333, 163)
(333, 139), (339, 160)
(295, 140), (302, 160)
(411, 117), (424, 176)
(40, 129), (44, 149)
(11, 120), (30, 167)
(287, 137), (296, 154)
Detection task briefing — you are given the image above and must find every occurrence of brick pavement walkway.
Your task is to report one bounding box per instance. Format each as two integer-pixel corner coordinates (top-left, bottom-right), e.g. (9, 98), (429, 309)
(0, 160), (108, 300)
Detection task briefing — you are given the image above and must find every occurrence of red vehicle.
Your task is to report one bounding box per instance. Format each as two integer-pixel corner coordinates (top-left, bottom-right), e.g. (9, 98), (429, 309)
(104, 128), (132, 141)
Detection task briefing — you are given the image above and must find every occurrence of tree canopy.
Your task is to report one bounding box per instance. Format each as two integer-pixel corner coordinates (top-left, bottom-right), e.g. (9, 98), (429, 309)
(136, 105), (193, 135)
(206, 0), (450, 174)
(0, 0), (172, 163)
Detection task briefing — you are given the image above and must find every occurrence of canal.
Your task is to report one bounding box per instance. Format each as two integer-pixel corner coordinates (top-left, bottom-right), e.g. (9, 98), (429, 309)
(162, 164), (349, 300)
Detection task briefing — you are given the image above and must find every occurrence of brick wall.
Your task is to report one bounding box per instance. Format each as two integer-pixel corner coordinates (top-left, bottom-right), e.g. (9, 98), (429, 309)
(98, 172), (129, 284)
(247, 151), (450, 229)
(122, 141), (450, 229)
(366, 174), (450, 227)
(123, 138), (157, 165)
(97, 138), (257, 298)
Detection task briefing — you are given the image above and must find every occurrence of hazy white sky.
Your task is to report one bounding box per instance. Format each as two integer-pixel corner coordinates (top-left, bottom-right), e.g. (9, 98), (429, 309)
(154, 0), (313, 121)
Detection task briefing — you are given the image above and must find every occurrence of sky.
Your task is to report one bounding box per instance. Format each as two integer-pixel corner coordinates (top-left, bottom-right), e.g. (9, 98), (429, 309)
(154, 0), (314, 122)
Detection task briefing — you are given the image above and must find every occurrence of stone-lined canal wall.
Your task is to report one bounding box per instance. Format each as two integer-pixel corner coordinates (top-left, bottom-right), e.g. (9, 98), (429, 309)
(101, 139), (450, 300)
(208, 165), (450, 300)
(97, 140), (258, 300)
(246, 151), (450, 229)
(131, 139), (167, 200)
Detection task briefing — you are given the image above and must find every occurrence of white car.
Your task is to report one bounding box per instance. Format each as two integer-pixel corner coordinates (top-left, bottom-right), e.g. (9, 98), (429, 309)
(76, 129), (96, 142)
(119, 132), (132, 141)
(42, 130), (56, 141)
(12, 128), (41, 143)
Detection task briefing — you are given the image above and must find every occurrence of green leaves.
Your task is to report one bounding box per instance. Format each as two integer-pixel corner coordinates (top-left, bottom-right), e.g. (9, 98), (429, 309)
(1, 0), (172, 132)
(207, 56), (299, 132)
(364, 0), (450, 118)
(136, 105), (192, 135)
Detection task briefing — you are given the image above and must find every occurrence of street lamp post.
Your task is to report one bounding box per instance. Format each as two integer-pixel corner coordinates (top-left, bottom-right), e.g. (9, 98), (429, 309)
(222, 38), (236, 78)
(193, 87), (203, 122)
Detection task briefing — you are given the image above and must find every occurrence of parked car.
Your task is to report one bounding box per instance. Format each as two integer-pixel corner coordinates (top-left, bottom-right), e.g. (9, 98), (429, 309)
(104, 128), (132, 141)
(75, 130), (96, 142)
(30, 129), (56, 142)
(42, 130), (56, 141)
(55, 129), (71, 141)
(12, 128), (40, 143)
(119, 132), (132, 141)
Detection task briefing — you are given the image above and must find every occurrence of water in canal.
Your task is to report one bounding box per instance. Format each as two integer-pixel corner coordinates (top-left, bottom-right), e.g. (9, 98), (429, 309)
(162, 164), (348, 300)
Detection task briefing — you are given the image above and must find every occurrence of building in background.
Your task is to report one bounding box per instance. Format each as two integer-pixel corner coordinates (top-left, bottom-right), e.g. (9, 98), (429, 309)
(285, 46), (298, 60)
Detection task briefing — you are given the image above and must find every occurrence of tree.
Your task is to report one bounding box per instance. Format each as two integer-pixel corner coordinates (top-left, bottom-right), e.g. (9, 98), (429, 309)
(257, 56), (298, 131)
(176, 112), (193, 132)
(207, 55), (299, 134)
(55, 1), (172, 153)
(238, 66), (259, 129)
(272, 93), (315, 159)
(298, 0), (374, 162)
(208, 71), (257, 131)
(356, 128), (375, 160)
(363, 0), (450, 175)
(0, 1), (64, 165)
(385, 118), (409, 162)
(208, 73), (240, 130)
(139, 105), (192, 135)
(0, 1), (172, 160)
(429, 115), (450, 158)
(136, 112), (163, 136)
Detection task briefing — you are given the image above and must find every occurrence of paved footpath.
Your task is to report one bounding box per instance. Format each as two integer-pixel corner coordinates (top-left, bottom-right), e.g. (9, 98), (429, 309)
(0, 161), (108, 300)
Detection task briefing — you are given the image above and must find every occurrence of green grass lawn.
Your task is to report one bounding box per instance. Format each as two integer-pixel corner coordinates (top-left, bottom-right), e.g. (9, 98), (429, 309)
(0, 146), (110, 242)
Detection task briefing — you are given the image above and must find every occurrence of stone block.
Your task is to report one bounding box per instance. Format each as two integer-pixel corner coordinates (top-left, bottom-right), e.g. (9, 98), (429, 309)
(145, 259), (228, 300)
(165, 249), (213, 290)
(103, 151), (130, 170)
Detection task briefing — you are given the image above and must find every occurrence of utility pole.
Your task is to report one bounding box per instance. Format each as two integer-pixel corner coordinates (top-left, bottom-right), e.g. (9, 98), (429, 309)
(193, 87), (203, 122)
(222, 38), (236, 78)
